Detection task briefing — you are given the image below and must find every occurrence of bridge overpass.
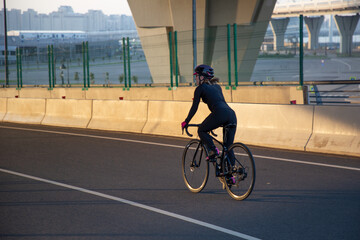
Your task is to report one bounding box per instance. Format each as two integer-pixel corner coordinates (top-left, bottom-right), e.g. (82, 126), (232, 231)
(271, 0), (360, 54)
(127, 0), (359, 84)
(273, 0), (360, 17)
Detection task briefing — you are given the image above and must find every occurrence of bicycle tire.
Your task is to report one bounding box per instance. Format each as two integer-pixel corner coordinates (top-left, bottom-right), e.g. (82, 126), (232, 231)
(223, 142), (255, 200)
(182, 139), (209, 193)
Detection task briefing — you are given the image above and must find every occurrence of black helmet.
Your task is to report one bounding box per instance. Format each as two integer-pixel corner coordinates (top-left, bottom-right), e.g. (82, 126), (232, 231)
(194, 64), (214, 79)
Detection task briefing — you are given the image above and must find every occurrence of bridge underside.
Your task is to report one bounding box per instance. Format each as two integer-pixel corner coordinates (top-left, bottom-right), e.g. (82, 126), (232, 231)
(127, 0), (277, 84)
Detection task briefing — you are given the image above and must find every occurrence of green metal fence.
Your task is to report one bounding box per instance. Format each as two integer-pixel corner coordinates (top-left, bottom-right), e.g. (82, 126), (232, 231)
(1, 15), (360, 88)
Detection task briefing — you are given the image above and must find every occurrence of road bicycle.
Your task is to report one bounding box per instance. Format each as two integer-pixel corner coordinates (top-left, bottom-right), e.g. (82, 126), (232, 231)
(182, 124), (255, 200)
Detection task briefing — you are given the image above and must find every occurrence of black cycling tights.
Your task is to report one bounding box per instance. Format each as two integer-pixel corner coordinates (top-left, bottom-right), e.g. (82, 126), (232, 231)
(198, 108), (237, 164)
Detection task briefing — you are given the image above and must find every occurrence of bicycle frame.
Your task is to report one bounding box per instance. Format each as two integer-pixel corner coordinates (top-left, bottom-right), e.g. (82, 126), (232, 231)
(185, 124), (232, 175)
(182, 124), (255, 200)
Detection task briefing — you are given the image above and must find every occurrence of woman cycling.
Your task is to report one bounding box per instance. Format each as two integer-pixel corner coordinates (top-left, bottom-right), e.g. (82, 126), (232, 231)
(181, 64), (237, 165)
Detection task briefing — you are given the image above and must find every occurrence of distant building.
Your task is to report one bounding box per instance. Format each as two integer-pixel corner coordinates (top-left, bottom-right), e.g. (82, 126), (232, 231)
(0, 6), (135, 33)
(0, 45), (16, 64)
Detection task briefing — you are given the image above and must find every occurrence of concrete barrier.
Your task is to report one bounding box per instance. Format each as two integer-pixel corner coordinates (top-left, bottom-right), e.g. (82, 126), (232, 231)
(19, 88), (51, 99)
(230, 103), (314, 151)
(3, 98), (46, 124)
(88, 100), (148, 133)
(142, 100), (211, 138)
(172, 87), (194, 101)
(1, 95), (359, 157)
(172, 86), (232, 102)
(51, 88), (86, 99)
(86, 88), (128, 100)
(232, 86), (305, 104)
(0, 98), (7, 121)
(41, 99), (92, 128)
(0, 88), (19, 98)
(127, 87), (173, 100)
(306, 105), (360, 157)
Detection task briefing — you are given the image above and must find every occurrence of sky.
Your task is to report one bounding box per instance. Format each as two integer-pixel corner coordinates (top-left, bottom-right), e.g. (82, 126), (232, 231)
(2, 0), (132, 16)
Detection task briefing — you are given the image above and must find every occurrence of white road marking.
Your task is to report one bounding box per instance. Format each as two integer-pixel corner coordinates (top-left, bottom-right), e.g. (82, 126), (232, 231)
(254, 155), (360, 171)
(0, 168), (260, 240)
(1, 125), (359, 171)
(330, 59), (352, 70)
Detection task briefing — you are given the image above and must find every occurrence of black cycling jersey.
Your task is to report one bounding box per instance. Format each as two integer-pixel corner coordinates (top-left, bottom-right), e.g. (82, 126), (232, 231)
(184, 82), (237, 162)
(185, 83), (230, 123)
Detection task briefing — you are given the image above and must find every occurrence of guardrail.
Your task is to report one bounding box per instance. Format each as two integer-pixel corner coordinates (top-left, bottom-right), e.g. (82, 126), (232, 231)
(307, 80), (360, 105)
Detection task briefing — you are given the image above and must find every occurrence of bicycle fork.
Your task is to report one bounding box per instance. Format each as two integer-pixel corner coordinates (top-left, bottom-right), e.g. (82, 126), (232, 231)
(190, 142), (204, 172)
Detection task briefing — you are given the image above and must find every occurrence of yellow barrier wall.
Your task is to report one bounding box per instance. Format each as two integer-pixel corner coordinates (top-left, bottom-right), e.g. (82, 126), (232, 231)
(3, 98), (46, 124)
(127, 87), (173, 100)
(172, 87), (194, 101)
(142, 101), (211, 138)
(88, 100), (148, 133)
(232, 86), (305, 104)
(42, 99), (92, 128)
(51, 88), (86, 99)
(0, 88), (19, 98)
(172, 86), (232, 102)
(1, 97), (359, 157)
(86, 88), (129, 100)
(0, 98), (7, 121)
(19, 88), (51, 99)
(306, 105), (360, 157)
(0, 85), (305, 104)
(230, 103), (314, 151)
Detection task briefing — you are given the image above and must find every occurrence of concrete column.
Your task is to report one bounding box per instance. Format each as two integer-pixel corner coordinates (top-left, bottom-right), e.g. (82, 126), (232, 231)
(329, 15), (334, 44)
(304, 16), (324, 50)
(270, 18), (290, 51)
(334, 14), (360, 56)
(128, 0), (277, 84)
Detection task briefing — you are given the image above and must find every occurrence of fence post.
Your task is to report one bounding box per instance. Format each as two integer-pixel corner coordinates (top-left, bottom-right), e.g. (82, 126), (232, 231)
(227, 24), (232, 86)
(51, 45), (55, 88)
(82, 42), (86, 89)
(16, 48), (19, 89)
(233, 23), (238, 87)
(19, 48), (23, 88)
(15, 48), (20, 88)
(86, 41), (90, 88)
(169, 31), (173, 88)
(175, 31), (179, 87)
(122, 37), (127, 89)
(47, 45), (52, 89)
(299, 15), (304, 87)
(127, 37), (131, 88)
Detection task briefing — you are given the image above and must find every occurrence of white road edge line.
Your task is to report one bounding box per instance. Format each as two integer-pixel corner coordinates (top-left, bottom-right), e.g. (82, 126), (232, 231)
(254, 155), (360, 171)
(0, 168), (260, 240)
(1, 125), (359, 172)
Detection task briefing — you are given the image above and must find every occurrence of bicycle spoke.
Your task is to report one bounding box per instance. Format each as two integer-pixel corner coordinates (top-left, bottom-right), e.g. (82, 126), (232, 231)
(224, 143), (255, 200)
(182, 140), (209, 193)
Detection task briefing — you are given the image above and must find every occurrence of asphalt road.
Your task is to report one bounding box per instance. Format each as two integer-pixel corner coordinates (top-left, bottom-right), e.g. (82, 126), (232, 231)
(0, 122), (359, 240)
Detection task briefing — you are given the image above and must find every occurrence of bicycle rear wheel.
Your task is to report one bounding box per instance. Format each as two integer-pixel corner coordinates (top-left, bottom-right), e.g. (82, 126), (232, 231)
(182, 139), (209, 193)
(223, 143), (255, 200)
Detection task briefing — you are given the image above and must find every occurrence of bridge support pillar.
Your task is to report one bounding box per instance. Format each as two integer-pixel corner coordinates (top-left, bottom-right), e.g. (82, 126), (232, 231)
(334, 14), (360, 56)
(270, 18), (290, 51)
(304, 16), (324, 50)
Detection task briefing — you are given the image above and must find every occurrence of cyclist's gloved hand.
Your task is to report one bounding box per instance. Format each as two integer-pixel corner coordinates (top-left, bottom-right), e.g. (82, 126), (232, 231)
(181, 121), (188, 129)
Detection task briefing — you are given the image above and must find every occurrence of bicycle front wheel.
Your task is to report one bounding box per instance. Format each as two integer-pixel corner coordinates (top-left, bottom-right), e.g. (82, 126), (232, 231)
(224, 143), (255, 200)
(182, 139), (209, 193)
